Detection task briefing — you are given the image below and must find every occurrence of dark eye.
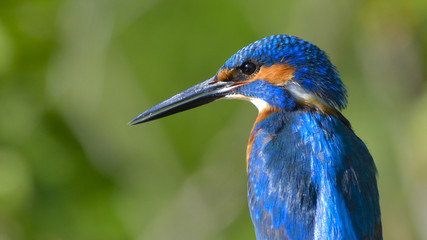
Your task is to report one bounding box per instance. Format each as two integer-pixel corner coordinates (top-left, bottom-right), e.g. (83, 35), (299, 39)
(239, 61), (257, 75)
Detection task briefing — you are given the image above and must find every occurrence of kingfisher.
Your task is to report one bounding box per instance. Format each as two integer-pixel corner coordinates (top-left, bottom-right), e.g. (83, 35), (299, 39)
(129, 35), (382, 240)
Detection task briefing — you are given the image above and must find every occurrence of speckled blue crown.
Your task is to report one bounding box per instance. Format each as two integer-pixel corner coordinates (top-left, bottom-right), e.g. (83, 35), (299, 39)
(221, 35), (347, 110)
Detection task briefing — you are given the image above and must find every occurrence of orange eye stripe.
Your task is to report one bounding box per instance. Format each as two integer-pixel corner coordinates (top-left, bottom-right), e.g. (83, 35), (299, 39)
(216, 64), (295, 85)
(216, 68), (233, 82)
(250, 64), (295, 86)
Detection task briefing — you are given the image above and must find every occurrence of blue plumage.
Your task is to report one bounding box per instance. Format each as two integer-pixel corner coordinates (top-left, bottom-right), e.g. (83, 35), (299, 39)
(221, 35), (347, 110)
(130, 35), (382, 240)
(248, 111), (381, 239)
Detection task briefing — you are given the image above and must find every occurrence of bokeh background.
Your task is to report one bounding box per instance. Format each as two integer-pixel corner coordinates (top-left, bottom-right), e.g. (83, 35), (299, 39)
(0, 0), (426, 239)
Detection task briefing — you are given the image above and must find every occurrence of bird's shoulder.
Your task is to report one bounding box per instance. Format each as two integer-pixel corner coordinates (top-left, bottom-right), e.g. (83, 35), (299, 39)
(248, 110), (381, 240)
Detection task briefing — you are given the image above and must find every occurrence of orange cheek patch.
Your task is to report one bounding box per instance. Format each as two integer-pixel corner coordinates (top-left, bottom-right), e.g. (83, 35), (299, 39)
(250, 64), (295, 86)
(216, 68), (233, 82)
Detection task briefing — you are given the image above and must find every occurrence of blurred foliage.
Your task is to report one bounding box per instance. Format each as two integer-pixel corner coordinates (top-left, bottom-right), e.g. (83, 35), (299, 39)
(0, 0), (426, 239)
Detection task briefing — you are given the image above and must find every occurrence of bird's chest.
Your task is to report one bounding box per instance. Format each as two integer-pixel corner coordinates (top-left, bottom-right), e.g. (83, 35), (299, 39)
(245, 112), (356, 239)
(246, 113), (320, 239)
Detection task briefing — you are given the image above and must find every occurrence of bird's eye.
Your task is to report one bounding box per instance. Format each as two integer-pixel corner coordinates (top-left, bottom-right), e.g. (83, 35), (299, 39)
(239, 61), (257, 75)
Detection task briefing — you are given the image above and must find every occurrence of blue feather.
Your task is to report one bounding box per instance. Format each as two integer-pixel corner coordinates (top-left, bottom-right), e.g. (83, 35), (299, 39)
(247, 110), (381, 239)
(131, 34), (382, 240)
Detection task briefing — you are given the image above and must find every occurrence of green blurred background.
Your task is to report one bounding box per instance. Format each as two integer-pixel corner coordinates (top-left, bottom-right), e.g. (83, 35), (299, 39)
(0, 0), (426, 239)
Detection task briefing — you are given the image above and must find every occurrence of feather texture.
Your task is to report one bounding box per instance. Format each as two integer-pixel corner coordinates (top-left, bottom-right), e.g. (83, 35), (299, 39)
(247, 110), (382, 240)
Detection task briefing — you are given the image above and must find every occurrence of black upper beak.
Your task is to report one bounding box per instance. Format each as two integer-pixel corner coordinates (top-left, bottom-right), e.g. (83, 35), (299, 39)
(129, 77), (236, 125)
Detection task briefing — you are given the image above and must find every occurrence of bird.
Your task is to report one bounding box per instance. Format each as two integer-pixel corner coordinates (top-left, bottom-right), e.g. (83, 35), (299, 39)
(129, 35), (382, 240)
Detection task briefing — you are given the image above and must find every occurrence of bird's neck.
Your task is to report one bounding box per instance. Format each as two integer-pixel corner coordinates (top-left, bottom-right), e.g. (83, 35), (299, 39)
(246, 109), (379, 239)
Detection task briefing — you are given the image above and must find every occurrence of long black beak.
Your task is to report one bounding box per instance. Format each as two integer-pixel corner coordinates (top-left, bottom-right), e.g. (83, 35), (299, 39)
(129, 77), (236, 125)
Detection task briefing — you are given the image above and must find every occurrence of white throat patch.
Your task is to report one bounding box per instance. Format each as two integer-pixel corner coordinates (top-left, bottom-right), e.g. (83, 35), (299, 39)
(223, 94), (270, 112)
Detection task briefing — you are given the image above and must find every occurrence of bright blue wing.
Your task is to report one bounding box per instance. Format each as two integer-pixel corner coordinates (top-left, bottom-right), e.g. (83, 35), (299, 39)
(247, 111), (381, 240)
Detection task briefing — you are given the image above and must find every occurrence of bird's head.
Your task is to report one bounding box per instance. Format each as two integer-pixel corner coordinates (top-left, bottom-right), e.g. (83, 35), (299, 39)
(129, 35), (347, 125)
